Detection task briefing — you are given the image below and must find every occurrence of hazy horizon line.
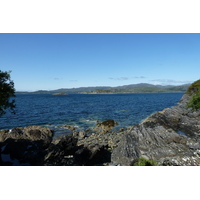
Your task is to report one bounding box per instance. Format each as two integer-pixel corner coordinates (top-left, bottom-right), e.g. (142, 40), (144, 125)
(16, 81), (192, 92)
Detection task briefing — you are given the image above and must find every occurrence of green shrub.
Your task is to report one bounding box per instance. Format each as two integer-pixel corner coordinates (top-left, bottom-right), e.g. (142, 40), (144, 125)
(187, 79), (200, 95)
(187, 89), (200, 111)
(133, 157), (157, 166)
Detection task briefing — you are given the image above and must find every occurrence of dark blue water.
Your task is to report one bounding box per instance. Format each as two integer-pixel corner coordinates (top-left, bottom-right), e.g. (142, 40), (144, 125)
(0, 93), (184, 135)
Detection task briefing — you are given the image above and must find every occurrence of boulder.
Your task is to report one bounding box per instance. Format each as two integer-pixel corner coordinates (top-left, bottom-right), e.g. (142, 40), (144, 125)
(95, 119), (118, 133)
(74, 143), (111, 166)
(0, 126), (54, 165)
(44, 135), (97, 166)
(0, 126), (54, 145)
(44, 134), (111, 166)
(0, 138), (46, 165)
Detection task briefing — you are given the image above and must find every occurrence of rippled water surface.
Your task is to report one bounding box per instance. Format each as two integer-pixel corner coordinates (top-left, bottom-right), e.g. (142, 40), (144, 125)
(0, 93), (184, 135)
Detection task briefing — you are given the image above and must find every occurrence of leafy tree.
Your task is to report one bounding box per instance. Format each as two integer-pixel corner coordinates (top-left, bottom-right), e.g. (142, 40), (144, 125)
(0, 70), (16, 116)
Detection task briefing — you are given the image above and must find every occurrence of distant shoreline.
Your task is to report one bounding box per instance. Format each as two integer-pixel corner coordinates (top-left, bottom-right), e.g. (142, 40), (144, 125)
(16, 91), (185, 95)
(80, 91), (185, 94)
(15, 82), (190, 94)
(52, 93), (67, 95)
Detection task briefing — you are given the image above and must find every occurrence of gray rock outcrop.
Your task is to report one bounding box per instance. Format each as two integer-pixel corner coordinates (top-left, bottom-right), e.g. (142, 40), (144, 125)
(0, 126), (54, 144)
(111, 93), (200, 166)
(0, 126), (54, 165)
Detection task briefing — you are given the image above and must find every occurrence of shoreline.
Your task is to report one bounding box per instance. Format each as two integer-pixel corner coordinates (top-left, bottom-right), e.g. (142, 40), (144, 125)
(2, 84), (200, 166)
(1, 92), (200, 166)
(1, 93), (184, 131)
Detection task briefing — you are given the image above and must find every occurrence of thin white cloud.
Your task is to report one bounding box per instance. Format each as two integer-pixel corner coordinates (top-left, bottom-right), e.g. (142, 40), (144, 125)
(53, 78), (61, 80)
(150, 79), (192, 85)
(109, 76), (146, 81)
(134, 76), (146, 79)
(109, 77), (129, 81)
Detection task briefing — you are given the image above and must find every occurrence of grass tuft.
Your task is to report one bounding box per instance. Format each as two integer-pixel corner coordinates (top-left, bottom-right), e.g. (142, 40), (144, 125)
(133, 157), (157, 166)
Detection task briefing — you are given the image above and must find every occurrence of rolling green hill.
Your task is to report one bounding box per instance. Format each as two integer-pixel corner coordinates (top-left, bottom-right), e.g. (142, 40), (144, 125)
(16, 83), (190, 94)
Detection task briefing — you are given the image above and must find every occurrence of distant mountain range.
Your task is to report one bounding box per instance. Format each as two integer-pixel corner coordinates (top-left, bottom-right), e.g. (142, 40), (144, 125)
(16, 83), (190, 94)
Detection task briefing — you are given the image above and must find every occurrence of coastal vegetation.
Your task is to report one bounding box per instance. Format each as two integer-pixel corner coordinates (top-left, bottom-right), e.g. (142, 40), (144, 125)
(133, 157), (157, 166)
(187, 88), (200, 110)
(187, 79), (200, 94)
(0, 70), (15, 116)
(187, 80), (200, 110)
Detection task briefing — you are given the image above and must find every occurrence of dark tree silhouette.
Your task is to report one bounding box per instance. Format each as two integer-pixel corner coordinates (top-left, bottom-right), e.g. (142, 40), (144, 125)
(0, 70), (15, 116)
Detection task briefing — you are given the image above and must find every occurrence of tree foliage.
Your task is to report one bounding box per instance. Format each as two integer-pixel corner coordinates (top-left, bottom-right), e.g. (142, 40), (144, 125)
(0, 70), (16, 116)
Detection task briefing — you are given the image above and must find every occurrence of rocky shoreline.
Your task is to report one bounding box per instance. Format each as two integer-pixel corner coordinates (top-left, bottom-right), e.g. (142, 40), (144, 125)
(1, 84), (200, 166)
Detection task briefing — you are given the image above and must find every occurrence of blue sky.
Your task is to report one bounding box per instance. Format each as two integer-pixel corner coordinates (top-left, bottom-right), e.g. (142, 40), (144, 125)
(0, 33), (200, 91)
